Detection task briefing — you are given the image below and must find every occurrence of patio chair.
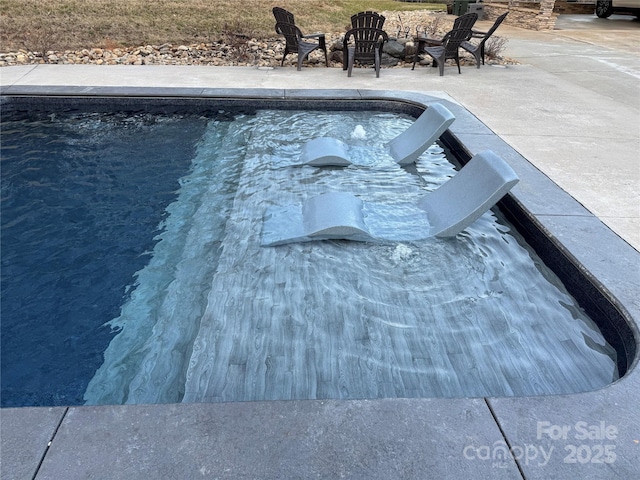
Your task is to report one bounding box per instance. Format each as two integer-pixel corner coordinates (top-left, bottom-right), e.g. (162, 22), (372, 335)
(421, 26), (474, 76)
(412, 12), (478, 70)
(261, 150), (519, 246)
(285, 103), (455, 167)
(460, 12), (509, 68)
(342, 11), (388, 77)
(273, 5), (295, 24)
(272, 7), (328, 70)
(350, 10), (386, 30)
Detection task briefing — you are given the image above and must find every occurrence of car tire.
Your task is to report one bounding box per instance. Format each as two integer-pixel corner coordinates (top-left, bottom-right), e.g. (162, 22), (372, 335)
(595, 0), (614, 18)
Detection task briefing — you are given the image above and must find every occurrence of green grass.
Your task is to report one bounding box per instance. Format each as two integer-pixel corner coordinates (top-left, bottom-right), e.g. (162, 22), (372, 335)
(0, 0), (445, 52)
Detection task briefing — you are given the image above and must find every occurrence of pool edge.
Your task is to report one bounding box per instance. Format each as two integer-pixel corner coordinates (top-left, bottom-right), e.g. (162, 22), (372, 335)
(2, 86), (639, 479)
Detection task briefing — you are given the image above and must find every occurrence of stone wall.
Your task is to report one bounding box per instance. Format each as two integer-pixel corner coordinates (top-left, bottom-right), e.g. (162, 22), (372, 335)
(481, 0), (595, 30)
(503, 0), (596, 14)
(553, 0), (596, 14)
(482, 1), (558, 30)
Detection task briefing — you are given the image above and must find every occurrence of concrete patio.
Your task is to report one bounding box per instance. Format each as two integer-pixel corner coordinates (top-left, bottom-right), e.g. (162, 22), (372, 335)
(1, 13), (639, 480)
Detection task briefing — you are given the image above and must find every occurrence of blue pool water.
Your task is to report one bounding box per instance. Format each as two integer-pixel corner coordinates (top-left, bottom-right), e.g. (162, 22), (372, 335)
(1, 110), (212, 406)
(1, 107), (619, 407)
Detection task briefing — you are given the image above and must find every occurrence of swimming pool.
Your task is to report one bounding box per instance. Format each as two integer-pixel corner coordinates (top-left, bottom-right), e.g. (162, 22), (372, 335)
(0, 95), (633, 407)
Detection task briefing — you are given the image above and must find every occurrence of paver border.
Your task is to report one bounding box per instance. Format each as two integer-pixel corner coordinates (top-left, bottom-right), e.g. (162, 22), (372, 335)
(1, 87), (638, 479)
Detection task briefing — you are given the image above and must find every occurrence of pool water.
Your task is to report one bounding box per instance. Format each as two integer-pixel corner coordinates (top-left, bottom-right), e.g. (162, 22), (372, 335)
(1, 110), (212, 406)
(1, 108), (618, 407)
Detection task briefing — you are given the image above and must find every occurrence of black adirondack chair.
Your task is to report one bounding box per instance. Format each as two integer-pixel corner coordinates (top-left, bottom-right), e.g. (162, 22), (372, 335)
(422, 26), (474, 76)
(452, 11), (478, 31)
(350, 10), (386, 30)
(460, 12), (508, 67)
(412, 12), (478, 70)
(272, 7), (328, 70)
(343, 11), (388, 77)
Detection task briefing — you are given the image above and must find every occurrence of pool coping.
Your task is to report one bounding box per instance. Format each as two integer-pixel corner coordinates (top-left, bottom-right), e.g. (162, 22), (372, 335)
(2, 87), (639, 479)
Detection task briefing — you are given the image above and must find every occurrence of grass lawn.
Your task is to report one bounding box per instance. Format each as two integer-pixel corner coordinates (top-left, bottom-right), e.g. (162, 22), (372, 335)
(0, 0), (445, 52)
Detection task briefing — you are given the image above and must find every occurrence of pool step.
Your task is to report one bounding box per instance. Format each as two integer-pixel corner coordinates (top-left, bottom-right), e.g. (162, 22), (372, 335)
(83, 115), (252, 405)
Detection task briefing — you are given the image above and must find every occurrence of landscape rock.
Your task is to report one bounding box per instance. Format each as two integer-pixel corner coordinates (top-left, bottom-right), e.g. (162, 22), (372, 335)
(0, 12), (515, 68)
(383, 39), (407, 59)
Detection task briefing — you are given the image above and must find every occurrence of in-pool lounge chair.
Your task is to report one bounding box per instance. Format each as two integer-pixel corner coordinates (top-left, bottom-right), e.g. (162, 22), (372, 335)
(296, 103), (455, 167)
(261, 150), (519, 246)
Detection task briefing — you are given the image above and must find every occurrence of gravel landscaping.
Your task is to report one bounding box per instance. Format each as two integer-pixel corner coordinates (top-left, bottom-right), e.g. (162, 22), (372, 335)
(0, 11), (515, 68)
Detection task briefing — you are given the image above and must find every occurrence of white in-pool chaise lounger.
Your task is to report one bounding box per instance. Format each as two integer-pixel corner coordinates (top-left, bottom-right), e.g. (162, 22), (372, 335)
(261, 150), (519, 246)
(296, 102), (456, 167)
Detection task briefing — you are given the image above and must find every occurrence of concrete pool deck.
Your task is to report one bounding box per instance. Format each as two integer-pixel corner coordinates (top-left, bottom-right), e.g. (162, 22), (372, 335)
(1, 14), (639, 479)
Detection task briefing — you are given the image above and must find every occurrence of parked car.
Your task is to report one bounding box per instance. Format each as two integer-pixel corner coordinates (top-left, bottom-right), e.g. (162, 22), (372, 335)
(595, 0), (640, 18)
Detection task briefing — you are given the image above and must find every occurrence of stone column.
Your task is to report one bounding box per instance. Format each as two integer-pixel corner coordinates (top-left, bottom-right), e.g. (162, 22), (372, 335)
(537, 0), (558, 30)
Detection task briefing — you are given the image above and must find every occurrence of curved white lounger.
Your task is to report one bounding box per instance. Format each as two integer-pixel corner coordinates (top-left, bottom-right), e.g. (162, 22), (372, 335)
(292, 103), (456, 167)
(261, 151), (519, 246)
(262, 192), (373, 246)
(299, 137), (353, 167)
(418, 150), (520, 237)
